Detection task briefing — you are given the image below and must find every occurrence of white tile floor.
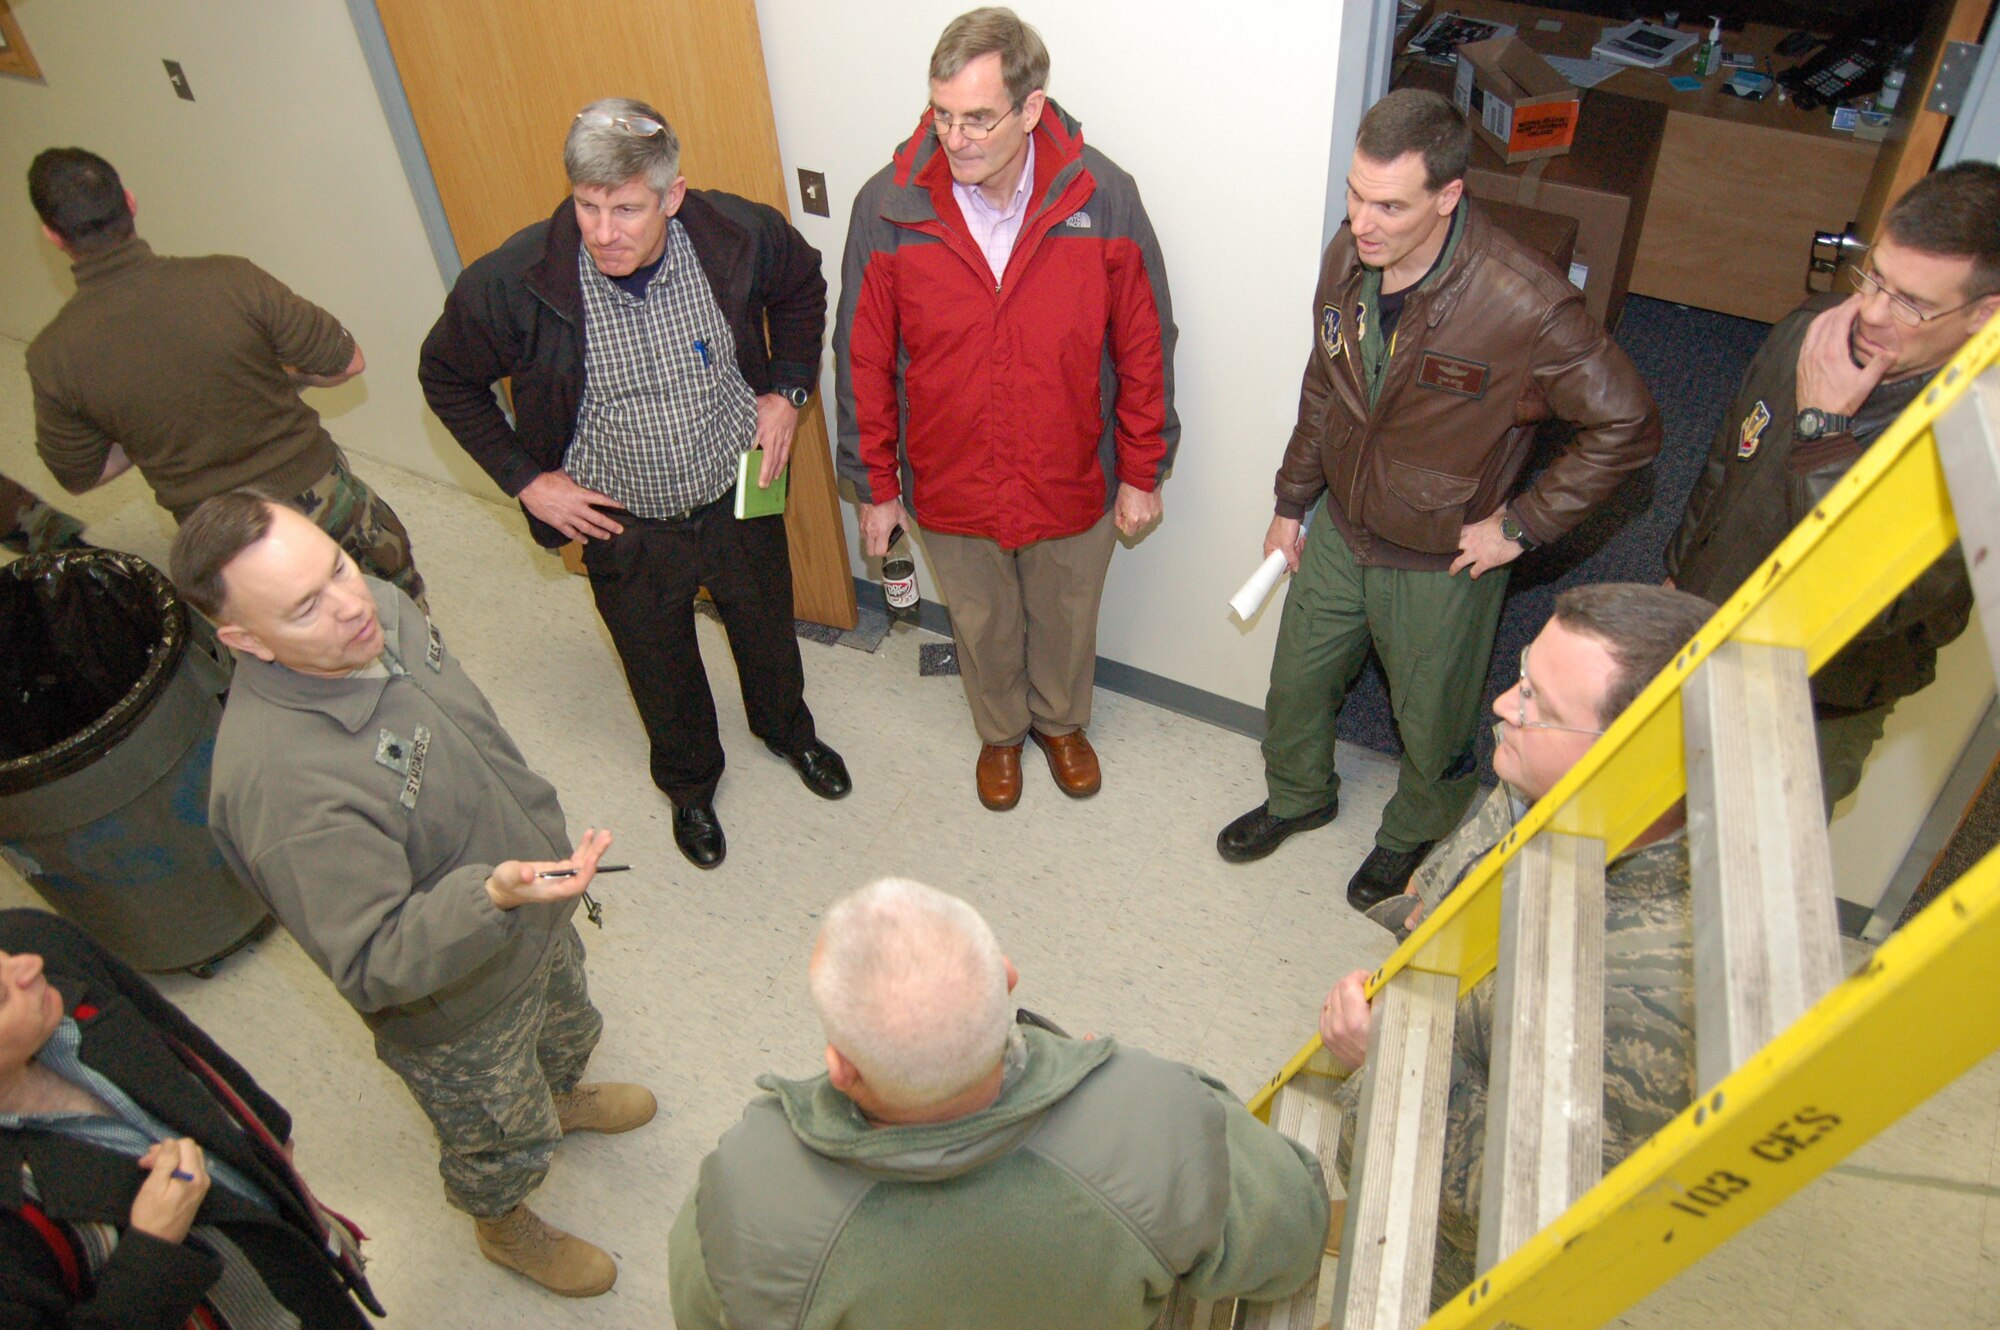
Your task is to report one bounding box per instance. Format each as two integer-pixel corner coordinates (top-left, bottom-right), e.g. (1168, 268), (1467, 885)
(1, 333), (1994, 1327)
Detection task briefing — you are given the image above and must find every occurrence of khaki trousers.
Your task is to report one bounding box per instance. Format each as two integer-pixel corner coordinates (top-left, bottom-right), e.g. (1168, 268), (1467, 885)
(919, 513), (1119, 746)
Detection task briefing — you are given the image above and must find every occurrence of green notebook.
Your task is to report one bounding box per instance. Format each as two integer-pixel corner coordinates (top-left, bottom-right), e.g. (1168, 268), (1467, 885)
(734, 449), (788, 519)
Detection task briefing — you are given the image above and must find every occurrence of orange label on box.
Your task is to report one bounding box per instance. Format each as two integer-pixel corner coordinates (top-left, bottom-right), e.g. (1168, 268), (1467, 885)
(1510, 103), (1579, 152)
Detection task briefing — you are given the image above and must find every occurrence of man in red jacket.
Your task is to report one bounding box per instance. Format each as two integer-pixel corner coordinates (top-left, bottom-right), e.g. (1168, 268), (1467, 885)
(835, 7), (1178, 812)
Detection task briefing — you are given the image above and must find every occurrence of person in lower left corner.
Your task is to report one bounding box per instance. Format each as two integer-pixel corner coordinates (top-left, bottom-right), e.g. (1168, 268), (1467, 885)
(0, 908), (383, 1328)
(1317, 583), (1713, 1307)
(169, 491), (656, 1300)
(0, 473), (88, 555)
(670, 877), (1328, 1328)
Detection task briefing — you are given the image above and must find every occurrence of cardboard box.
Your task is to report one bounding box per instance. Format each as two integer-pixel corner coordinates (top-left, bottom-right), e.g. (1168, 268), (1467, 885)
(1481, 198), (1579, 277)
(1452, 36), (1580, 163)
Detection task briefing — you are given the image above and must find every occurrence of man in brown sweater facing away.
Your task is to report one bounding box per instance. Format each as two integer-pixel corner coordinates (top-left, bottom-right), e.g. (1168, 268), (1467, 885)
(26, 147), (428, 609)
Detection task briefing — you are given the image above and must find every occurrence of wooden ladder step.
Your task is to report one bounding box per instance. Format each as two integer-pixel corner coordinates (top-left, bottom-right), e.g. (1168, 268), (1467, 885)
(1329, 966), (1458, 1330)
(1240, 1064), (1345, 1330)
(1683, 639), (1843, 1090)
(1933, 362), (2000, 683)
(1477, 829), (1607, 1272)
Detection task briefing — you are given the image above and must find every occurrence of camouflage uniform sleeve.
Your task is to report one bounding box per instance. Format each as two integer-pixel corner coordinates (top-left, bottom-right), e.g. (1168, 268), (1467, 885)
(1601, 840), (1698, 1159)
(1413, 784), (1515, 913)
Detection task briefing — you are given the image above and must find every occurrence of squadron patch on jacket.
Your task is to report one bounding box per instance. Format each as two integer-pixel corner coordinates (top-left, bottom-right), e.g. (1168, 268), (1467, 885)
(374, 729), (411, 777)
(398, 725), (432, 812)
(1416, 351), (1491, 399)
(1738, 399), (1772, 459)
(425, 620), (444, 672)
(1320, 304), (1343, 357)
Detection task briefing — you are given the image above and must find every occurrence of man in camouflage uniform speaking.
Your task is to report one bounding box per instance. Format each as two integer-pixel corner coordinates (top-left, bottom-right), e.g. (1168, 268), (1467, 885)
(1316, 582), (1715, 1307)
(172, 492), (653, 1299)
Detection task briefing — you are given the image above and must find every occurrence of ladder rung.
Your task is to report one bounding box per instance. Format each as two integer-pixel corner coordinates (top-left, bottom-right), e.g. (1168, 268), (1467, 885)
(1477, 829), (1607, 1272)
(1330, 967), (1458, 1330)
(1154, 1286), (1235, 1330)
(1683, 640), (1843, 1090)
(1240, 1073), (1343, 1330)
(1932, 363), (2000, 686)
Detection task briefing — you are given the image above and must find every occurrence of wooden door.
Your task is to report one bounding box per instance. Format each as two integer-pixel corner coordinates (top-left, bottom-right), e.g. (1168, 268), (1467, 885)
(1814, 0), (1995, 279)
(374, 0), (857, 629)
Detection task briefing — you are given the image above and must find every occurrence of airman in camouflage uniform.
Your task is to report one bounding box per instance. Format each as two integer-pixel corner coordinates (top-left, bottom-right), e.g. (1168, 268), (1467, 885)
(1319, 583), (1713, 1311)
(1332, 783), (1695, 1306)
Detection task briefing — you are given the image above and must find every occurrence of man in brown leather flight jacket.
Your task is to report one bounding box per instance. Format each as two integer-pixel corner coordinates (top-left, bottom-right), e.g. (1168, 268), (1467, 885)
(1218, 90), (1661, 912)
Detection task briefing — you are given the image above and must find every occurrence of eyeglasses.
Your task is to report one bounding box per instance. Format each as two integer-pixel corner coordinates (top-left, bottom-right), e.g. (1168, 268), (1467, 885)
(1513, 647), (1606, 737)
(931, 103), (1020, 142)
(1846, 261), (1992, 328)
(574, 109), (665, 138)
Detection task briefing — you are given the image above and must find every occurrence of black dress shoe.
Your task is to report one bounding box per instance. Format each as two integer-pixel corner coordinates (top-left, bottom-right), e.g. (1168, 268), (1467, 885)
(766, 739), (852, 800)
(1215, 798), (1339, 864)
(673, 802), (726, 869)
(1346, 842), (1436, 911)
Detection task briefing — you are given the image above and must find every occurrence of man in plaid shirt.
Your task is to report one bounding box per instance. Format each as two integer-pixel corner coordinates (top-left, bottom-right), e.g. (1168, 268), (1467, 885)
(422, 99), (850, 870)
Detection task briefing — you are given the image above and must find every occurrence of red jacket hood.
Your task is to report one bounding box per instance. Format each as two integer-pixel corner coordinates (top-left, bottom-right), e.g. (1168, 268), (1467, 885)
(891, 97), (1088, 196)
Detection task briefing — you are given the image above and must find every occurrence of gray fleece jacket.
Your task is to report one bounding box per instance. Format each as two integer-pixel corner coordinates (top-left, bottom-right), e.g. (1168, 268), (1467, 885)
(208, 579), (575, 1048)
(669, 1027), (1329, 1329)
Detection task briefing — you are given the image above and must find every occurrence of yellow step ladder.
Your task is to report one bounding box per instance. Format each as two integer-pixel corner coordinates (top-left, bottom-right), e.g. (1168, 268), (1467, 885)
(1184, 312), (2000, 1330)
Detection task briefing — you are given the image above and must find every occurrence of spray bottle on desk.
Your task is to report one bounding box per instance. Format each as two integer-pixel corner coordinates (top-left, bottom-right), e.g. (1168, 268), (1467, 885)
(1694, 16), (1723, 76)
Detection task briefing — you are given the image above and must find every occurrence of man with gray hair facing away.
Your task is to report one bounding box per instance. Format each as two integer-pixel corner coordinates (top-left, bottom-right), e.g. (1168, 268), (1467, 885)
(421, 99), (848, 871)
(668, 878), (1329, 1328)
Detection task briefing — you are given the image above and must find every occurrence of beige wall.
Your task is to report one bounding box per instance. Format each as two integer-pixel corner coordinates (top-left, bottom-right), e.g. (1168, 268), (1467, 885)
(1830, 621), (1996, 914)
(754, 0), (1348, 709)
(0, 0), (499, 500)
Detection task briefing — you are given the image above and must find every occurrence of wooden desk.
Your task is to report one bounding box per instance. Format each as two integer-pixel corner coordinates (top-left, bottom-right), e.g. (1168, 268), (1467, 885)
(1406, 3), (1880, 322)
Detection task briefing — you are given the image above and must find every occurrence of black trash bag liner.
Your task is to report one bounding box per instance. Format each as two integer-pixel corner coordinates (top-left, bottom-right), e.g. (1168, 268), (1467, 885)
(0, 550), (188, 790)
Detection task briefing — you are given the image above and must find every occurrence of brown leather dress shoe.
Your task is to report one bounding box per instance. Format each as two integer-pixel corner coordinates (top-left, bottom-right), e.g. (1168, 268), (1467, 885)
(977, 743), (1023, 811)
(1029, 728), (1102, 798)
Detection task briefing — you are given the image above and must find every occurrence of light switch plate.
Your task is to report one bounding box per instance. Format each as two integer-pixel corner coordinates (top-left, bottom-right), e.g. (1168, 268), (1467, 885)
(798, 168), (829, 218)
(163, 59), (194, 101)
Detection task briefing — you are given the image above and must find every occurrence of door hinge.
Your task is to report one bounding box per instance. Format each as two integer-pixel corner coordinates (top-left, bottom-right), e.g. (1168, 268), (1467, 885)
(1927, 41), (1983, 115)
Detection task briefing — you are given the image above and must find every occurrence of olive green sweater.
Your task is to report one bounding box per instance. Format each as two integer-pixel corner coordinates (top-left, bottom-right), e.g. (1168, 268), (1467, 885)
(29, 238), (351, 518)
(670, 1027), (1329, 1329)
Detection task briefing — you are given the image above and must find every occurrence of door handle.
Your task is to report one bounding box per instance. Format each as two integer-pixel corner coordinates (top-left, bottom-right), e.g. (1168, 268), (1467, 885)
(1809, 223), (1866, 292)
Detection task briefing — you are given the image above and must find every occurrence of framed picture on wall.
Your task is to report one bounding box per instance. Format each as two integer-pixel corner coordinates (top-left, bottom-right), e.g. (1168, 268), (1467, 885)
(0, 0), (43, 81)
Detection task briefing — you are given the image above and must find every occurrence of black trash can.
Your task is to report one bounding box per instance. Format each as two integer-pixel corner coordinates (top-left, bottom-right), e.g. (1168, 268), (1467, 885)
(0, 549), (267, 973)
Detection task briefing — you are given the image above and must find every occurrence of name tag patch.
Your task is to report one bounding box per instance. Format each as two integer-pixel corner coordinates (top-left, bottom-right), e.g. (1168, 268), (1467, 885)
(1320, 304), (1343, 358)
(1416, 351), (1490, 399)
(425, 621), (444, 672)
(1738, 399), (1771, 459)
(400, 725), (432, 811)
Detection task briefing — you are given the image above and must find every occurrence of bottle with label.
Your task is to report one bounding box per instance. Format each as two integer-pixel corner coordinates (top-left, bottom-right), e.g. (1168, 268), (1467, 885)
(1694, 16), (1722, 76)
(881, 525), (920, 623)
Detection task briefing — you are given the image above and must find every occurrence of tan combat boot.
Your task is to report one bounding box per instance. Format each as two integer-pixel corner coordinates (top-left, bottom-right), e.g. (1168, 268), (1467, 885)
(474, 1203), (616, 1297)
(552, 1082), (657, 1135)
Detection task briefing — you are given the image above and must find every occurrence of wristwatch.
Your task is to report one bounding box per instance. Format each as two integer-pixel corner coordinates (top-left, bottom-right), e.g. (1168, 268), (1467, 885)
(1499, 509), (1537, 550)
(778, 385), (812, 409)
(1792, 407), (1852, 441)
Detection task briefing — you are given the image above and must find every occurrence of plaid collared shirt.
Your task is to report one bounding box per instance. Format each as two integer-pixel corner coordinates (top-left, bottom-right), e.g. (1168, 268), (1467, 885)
(565, 219), (760, 517)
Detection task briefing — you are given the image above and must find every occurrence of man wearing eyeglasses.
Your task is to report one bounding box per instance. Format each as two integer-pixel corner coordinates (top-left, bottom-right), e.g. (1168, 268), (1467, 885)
(834, 7), (1177, 812)
(1318, 582), (1714, 1308)
(1666, 162), (1999, 810)
(421, 98), (848, 871)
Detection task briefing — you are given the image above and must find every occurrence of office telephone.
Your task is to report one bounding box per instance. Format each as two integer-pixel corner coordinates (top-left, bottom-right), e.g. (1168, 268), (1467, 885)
(1778, 31), (1891, 110)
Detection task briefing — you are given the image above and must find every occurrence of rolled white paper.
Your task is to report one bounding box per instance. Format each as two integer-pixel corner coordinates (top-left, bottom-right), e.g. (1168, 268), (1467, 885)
(1229, 549), (1290, 620)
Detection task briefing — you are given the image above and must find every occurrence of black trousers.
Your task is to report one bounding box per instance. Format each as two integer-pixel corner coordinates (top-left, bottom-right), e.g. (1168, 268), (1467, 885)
(581, 499), (815, 806)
